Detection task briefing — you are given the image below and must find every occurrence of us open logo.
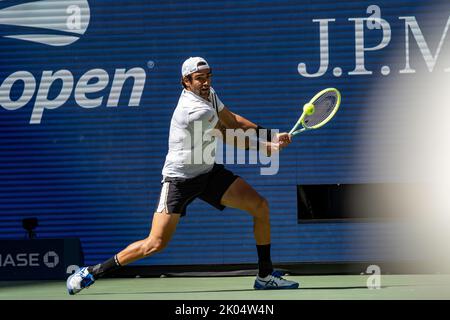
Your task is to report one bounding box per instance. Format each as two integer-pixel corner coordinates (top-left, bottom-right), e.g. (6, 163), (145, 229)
(0, 0), (149, 125)
(0, 0), (90, 46)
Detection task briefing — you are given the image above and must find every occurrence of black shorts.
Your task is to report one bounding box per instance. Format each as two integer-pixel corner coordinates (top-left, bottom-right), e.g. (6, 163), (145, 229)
(156, 164), (239, 216)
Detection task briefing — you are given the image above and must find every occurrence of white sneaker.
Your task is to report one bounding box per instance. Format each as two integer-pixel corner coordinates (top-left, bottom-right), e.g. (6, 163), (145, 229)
(66, 267), (95, 295)
(254, 271), (299, 290)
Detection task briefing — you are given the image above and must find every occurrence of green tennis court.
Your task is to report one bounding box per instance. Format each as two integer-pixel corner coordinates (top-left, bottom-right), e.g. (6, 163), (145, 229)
(2, 274), (450, 300)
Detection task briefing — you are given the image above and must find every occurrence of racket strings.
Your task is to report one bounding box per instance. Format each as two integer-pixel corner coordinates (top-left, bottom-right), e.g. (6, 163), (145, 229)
(303, 91), (338, 128)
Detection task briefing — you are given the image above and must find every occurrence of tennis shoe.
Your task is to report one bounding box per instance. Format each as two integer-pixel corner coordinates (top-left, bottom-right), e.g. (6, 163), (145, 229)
(66, 267), (95, 295)
(254, 271), (299, 290)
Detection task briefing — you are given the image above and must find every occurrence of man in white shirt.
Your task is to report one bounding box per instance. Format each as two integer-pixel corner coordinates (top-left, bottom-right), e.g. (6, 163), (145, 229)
(67, 57), (299, 294)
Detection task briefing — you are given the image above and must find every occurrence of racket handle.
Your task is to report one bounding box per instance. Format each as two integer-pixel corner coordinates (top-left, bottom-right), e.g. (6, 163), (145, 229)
(289, 112), (306, 136)
(291, 129), (304, 136)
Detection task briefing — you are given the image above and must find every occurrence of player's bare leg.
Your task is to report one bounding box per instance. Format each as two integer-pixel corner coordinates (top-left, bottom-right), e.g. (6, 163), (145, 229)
(220, 177), (271, 245)
(67, 211), (180, 294)
(220, 177), (299, 290)
(116, 211), (181, 265)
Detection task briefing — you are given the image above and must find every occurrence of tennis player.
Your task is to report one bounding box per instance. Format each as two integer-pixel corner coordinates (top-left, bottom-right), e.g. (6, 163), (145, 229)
(67, 57), (299, 294)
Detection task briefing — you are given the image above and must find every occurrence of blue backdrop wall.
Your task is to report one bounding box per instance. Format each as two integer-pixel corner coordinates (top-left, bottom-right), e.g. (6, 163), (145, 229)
(1, 0), (449, 266)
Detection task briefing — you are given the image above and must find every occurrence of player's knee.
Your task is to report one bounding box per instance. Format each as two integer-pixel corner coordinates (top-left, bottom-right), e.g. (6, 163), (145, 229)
(152, 239), (167, 253)
(257, 196), (269, 212)
(141, 237), (167, 256)
(253, 197), (269, 219)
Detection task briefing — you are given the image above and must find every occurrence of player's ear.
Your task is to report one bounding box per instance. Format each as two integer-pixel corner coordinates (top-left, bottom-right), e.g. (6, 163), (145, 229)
(181, 75), (191, 89)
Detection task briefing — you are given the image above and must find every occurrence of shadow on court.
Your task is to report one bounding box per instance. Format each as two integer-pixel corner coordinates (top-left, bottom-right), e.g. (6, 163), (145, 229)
(81, 284), (415, 296)
(0, 281), (60, 289)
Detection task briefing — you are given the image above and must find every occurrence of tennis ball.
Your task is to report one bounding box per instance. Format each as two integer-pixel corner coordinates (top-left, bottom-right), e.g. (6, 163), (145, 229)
(304, 103), (315, 115)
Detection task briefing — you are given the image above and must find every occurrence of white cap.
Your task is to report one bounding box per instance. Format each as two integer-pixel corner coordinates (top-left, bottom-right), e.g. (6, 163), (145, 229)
(181, 57), (210, 77)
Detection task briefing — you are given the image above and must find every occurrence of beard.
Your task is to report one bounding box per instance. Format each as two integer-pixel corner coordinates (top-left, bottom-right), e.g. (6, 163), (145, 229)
(198, 88), (210, 99)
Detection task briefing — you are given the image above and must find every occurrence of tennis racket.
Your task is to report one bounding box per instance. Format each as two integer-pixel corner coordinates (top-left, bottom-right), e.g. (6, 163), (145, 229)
(289, 88), (341, 136)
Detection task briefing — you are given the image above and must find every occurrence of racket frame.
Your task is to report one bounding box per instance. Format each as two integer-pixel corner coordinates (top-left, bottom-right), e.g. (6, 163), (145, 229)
(289, 88), (341, 136)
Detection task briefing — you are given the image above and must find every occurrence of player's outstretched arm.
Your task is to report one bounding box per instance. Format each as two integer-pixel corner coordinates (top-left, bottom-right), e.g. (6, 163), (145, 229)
(217, 106), (257, 131)
(217, 106), (292, 152)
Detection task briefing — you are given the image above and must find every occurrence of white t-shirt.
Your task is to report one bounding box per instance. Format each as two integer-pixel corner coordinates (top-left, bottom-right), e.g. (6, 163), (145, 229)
(161, 87), (225, 179)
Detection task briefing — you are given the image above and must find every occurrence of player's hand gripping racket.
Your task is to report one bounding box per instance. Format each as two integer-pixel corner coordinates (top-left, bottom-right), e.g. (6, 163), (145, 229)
(289, 88), (341, 137)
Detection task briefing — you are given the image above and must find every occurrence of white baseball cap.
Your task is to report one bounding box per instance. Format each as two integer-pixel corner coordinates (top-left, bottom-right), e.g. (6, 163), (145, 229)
(181, 57), (211, 77)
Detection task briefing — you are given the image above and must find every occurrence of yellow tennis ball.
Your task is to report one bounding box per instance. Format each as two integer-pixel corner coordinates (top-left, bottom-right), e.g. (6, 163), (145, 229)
(304, 103), (315, 115)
